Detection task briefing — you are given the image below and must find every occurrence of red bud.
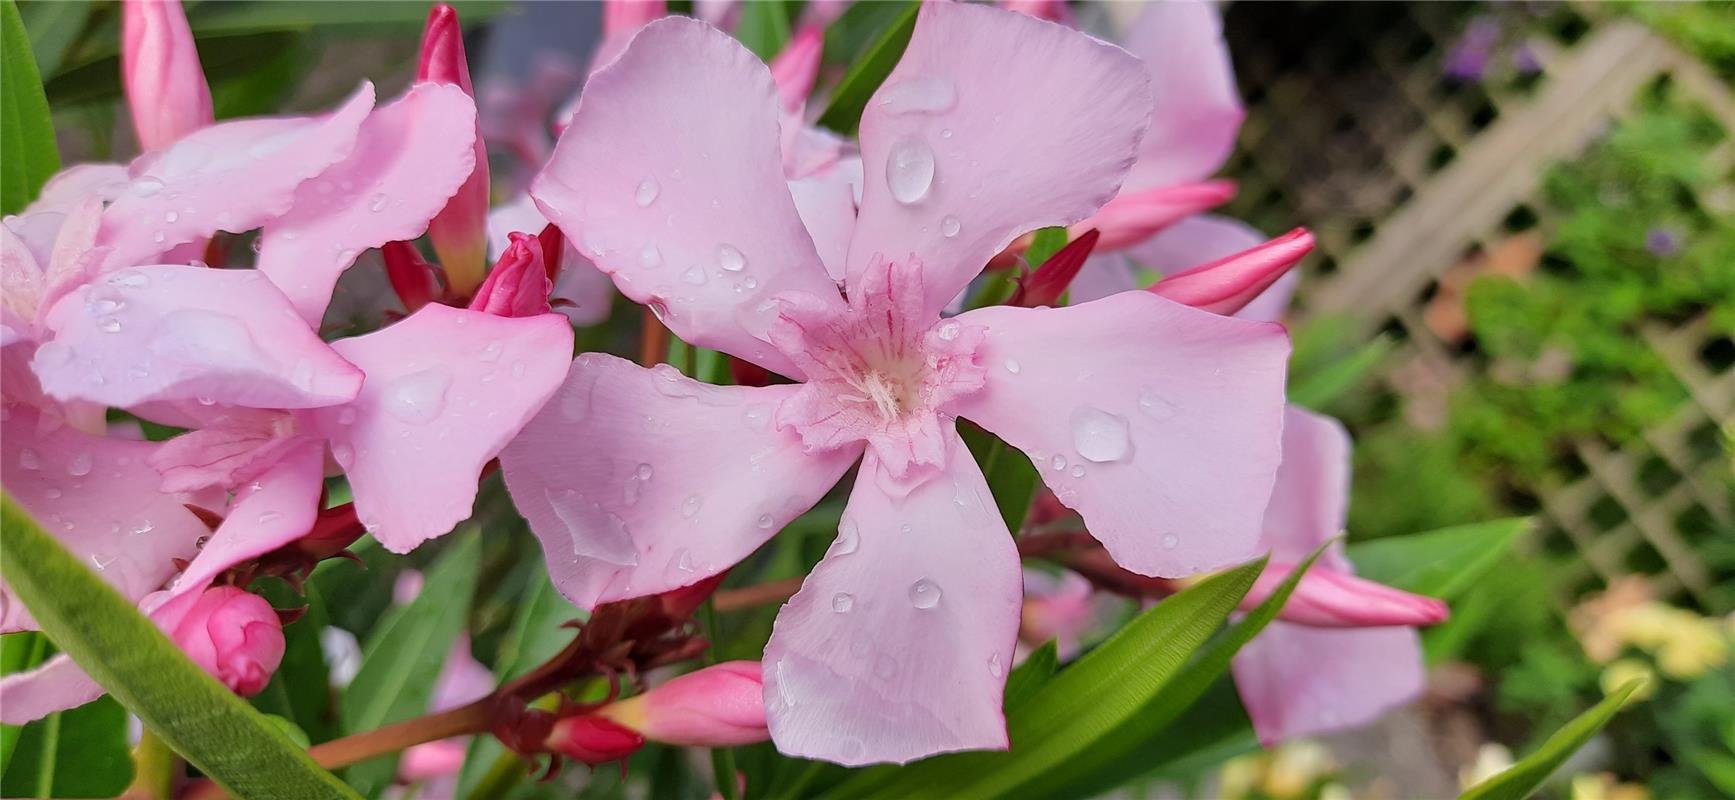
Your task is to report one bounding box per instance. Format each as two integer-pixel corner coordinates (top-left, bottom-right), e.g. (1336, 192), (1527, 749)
(1010, 229), (1100, 308)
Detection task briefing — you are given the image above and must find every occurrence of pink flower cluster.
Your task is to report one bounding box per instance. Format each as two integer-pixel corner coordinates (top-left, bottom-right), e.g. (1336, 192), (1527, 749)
(0, 0), (1451, 770)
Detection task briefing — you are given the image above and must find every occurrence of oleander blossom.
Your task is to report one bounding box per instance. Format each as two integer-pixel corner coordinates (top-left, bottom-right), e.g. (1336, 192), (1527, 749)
(504, 2), (1289, 765)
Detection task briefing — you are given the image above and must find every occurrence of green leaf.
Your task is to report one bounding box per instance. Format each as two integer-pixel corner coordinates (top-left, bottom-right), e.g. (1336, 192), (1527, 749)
(1052, 544), (1328, 798)
(251, 581), (337, 744)
(1287, 334), (1394, 411)
(1002, 640), (1057, 711)
(735, 0), (796, 61)
(960, 422), (1042, 534)
(1, 0), (61, 214)
(456, 570), (578, 796)
(16, 0), (90, 76)
(814, 0), (917, 135)
(1023, 227), (1069, 270)
(1347, 518), (1530, 599)
(340, 531), (480, 796)
(0, 495), (357, 799)
(0, 697), (133, 798)
(1459, 680), (1644, 800)
(0, 632), (50, 773)
(821, 557), (1267, 800)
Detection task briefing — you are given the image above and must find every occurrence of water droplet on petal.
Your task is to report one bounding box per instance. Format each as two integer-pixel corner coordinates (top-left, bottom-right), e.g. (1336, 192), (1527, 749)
(717, 243), (746, 272)
(67, 452), (93, 477)
(258, 511), (283, 524)
(936, 321), (961, 341)
(1161, 533), (1179, 550)
(130, 177), (165, 197)
(941, 216), (961, 238)
(1070, 465), (1086, 478)
(682, 266), (707, 285)
(988, 653), (1004, 678)
(383, 367), (452, 424)
(1049, 454), (1066, 470)
(1002, 358), (1021, 374)
(18, 448), (41, 470)
(130, 519), (155, 536)
(639, 243), (662, 269)
(756, 513), (774, 529)
(680, 494), (703, 519)
(1071, 406), (1132, 463)
(742, 404), (770, 431)
(832, 592), (854, 613)
(98, 316), (122, 333)
(634, 178), (660, 207)
(1137, 387), (1177, 420)
(908, 578), (941, 609)
(108, 269), (150, 288)
(886, 136), (936, 205)
(164, 210), (179, 223)
(479, 340), (503, 362)
(368, 193), (389, 212)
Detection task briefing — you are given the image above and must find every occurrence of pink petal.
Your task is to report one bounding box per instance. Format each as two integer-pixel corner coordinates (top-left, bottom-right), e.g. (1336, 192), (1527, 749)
(311, 304), (572, 553)
(1263, 407), (1352, 568)
(0, 655), (104, 724)
(24, 164), (130, 218)
(1232, 623), (1425, 744)
(847, 1), (1151, 318)
(1066, 252), (1141, 305)
(35, 265), (363, 411)
(1123, 214), (1266, 276)
(787, 173), (856, 282)
(1150, 228), (1313, 317)
(1119, 1), (1244, 190)
(532, 17), (843, 378)
(763, 432), (1020, 765)
(97, 83), (377, 271)
(162, 440), (324, 602)
(952, 291), (1289, 577)
(499, 354), (859, 609)
(0, 402), (215, 635)
(147, 409), (313, 492)
(256, 83), (479, 324)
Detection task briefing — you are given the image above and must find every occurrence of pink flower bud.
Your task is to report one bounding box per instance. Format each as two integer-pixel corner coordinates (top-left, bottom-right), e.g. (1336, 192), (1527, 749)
(382, 241), (442, 313)
(122, 0), (213, 151)
(1247, 561), (1450, 629)
(1150, 228), (1315, 316)
(418, 4), (490, 296)
(1077, 181), (1237, 252)
(545, 714), (645, 765)
(597, 661), (769, 747)
(770, 25), (825, 113)
(605, 0), (668, 39)
(468, 232), (553, 318)
(169, 587), (285, 697)
(1010, 229), (1100, 308)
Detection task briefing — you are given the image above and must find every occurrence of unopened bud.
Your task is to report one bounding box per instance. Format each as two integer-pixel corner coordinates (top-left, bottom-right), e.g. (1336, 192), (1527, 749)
(770, 25), (825, 112)
(596, 661), (768, 747)
(1077, 181), (1237, 252)
(169, 587), (285, 696)
(1150, 228), (1314, 316)
(545, 714), (645, 765)
(1248, 561), (1449, 629)
(418, 3), (490, 296)
(122, 0), (213, 151)
(468, 232), (553, 318)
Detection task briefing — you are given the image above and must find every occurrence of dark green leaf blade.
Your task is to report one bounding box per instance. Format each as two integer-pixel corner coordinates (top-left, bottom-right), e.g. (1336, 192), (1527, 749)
(1459, 680), (1644, 800)
(0, 495), (357, 799)
(1, 697), (133, 798)
(814, 0), (917, 135)
(340, 530), (481, 796)
(1, 0), (61, 214)
(735, 0), (796, 61)
(1347, 517), (1530, 599)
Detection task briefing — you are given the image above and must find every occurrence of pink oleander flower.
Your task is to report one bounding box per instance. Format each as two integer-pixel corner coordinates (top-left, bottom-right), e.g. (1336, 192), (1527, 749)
(597, 661), (770, 747)
(122, 0), (213, 152)
(169, 586), (286, 696)
(504, 2), (1289, 765)
(1019, 568), (1120, 661)
(2, 75), (570, 723)
(419, 3), (492, 296)
(1230, 407), (1443, 745)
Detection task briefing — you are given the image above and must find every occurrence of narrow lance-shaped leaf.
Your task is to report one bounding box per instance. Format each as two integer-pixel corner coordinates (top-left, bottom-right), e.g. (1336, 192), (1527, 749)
(0, 496), (358, 799)
(1347, 517), (1530, 599)
(339, 530), (481, 797)
(815, 1), (918, 135)
(1459, 680), (1644, 800)
(1, 0), (61, 214)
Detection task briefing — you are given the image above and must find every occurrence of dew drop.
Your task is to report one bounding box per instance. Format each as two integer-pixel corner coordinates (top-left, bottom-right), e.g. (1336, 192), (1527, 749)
(680, 494), (704, 519)
(258, 510), (283, 524)
(67, 452), (93, 477)
(639, 243), (662, 269)
(682, 266), (707, 285)
(717, 243), (747, 272)
(1161, 533), (1179, 550)
(936, 321), (961, 341)
(164, 210), (179, 223)
(130, 519), (155, 536)
(634, 177), (660, 207)
(1071, 406), (1132, 463)
(1049, 454), (1066, 470)
(741, 403), (770, 431)
(1002, 358), (1021, 374)
(908, 578), (942, 609)
(831, 592), (854, 613)
(885, 136), (936, 205)
(108, 269), (150, 288)
(368, 193), (389, 212)
(98, 316), (122, 333)
(941, 216), (961, 238)
(383, 367), (452, 424)
(479, 340), (503, 362)
(756, 513), (774, 529)
(988, 653), (1005, 678)
(18, 448), (41, 470)
(130, 177), (165, 197)
(1070, 465), (1086, 478)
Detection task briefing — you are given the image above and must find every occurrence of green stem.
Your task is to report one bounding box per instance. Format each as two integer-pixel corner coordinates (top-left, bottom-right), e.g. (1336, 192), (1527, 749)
(464, 750), (527, 800)
(129, 730), (176, 799)
(34, 712), (60, 800)
(699, 601), (738, 800)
